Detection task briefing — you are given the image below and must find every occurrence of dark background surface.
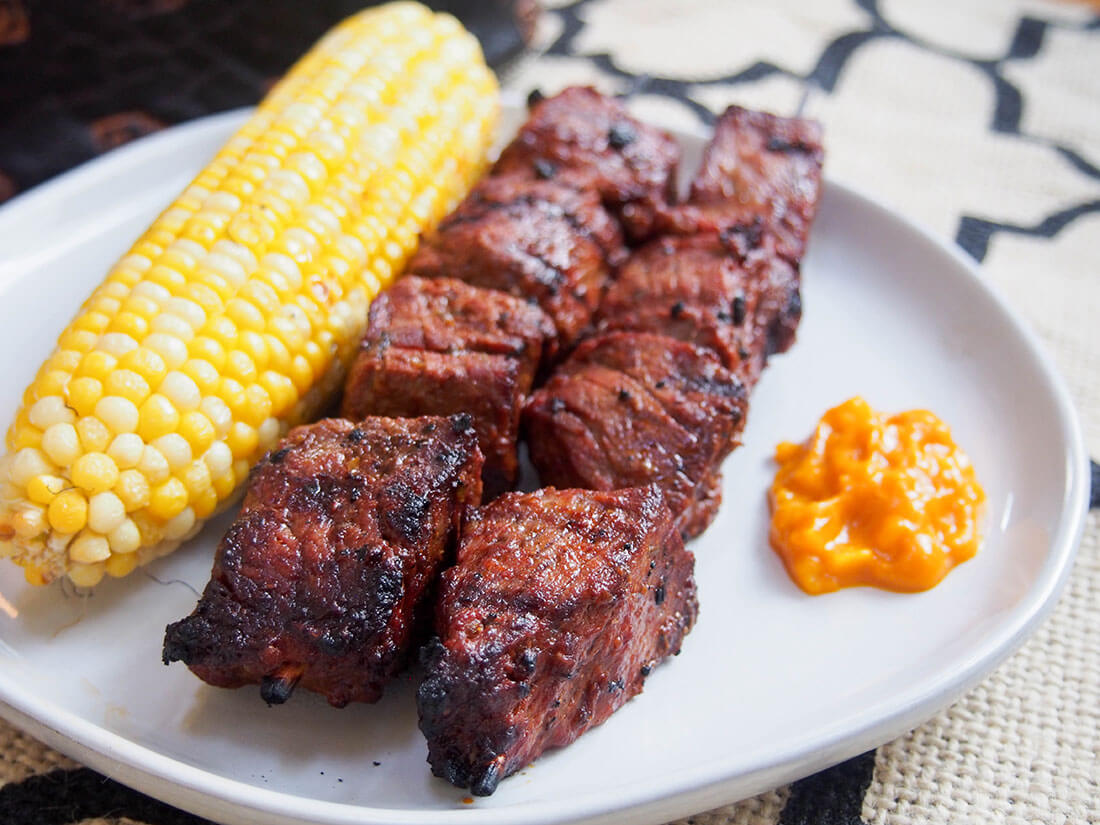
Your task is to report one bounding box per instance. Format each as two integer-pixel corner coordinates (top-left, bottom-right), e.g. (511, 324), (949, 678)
(0, 0), (535, 202)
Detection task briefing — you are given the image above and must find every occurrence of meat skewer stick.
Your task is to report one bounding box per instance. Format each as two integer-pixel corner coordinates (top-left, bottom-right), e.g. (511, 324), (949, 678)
(163, 415), (483, 707)
(418, 485), (698, 796)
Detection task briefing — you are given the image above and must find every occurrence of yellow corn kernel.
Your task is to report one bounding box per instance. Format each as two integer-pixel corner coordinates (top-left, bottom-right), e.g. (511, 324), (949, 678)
(71, 452), (120, 495)
(105, 552), (139, 578)
(149, 478), (188, 520)
(118, 347), (167, 386)
(48, 489), (88, 534)
(27, 474), (66, 505)
(138, 395), (181, 442)
(66, 377), (103, 418)
(76, 417), (111, 453)
(103, 369), (151, 406)
(178, 411), (215, 454)
(191, 486), (219, 519)
(227, 421), (259, 460)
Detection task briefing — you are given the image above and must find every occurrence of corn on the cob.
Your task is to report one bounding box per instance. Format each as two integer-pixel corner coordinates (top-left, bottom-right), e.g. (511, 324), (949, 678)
(0, 2), (499, 587)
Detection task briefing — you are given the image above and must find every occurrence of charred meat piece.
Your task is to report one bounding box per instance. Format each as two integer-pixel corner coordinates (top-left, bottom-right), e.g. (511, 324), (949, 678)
(556, 331), (747, 461)
(163, 416), (483, 708)
(408, 176), (624, 352)
(341, 277), (553, 497)
(597, 233), (800, 385)
(419, 485), (697, 795)
(494, 86), (680, 240)
(660, 105), (824, 265)
(524, 333), (746, 538)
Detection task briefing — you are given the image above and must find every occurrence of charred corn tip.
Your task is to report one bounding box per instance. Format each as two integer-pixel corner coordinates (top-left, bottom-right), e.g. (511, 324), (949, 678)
(0, 1), (499, 587)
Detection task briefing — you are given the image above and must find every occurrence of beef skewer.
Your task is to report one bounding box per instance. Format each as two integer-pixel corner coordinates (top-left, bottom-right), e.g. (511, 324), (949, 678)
(525, 103), (823, 537)
(600, 105), (824, 384)
(418, 485), (698, 796)
(163, 416), (483, 707)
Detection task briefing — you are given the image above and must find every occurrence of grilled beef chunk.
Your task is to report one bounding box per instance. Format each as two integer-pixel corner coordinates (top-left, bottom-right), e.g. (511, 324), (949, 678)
(524, 333), (747, 538)
(408, 176), (624, 353)
(659, 105), (824, 265)
(597, 233), (799, 386)
(341, 277), (553, 497)
(556, 331), (747, 459)
(493, 86), (680, 240)
(163, 416), (483, 708)
(418, 485), (697, 796)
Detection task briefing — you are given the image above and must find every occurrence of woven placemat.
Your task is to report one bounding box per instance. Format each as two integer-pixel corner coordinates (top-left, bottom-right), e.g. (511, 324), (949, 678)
(1, 0), (1098, 823)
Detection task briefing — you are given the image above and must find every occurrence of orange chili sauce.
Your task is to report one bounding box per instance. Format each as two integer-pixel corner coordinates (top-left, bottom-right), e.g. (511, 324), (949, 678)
(769, 397), (985, 594)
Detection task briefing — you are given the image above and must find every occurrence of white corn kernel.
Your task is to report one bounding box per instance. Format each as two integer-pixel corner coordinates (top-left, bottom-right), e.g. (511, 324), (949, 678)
(95, 396), (140, 434)
(99, 332), (139, 358)
(199, 397), (232, 437)
(143, 333), (188, 369)
(151, 314), (195, 342)
(138, 445), (171, 485)
(160, 371), (201, 410)
(132, 281), (172, 303)
(162, 507), (196, 540)
(28, 396), (75, 429)
(202, 441), (233, 479)
(67, 561), (106, 588)
(108, 519), (141, 554)
(10, 448), (53, 487)
(87, 491), (126, 534)
(153, 433), (191, 471)
(167, 298), (206, 330)
(69, 531), (111, 564)
(203, 253), (248, 288)
(42, 423), (81, 466)
(106, 433), (144, 469)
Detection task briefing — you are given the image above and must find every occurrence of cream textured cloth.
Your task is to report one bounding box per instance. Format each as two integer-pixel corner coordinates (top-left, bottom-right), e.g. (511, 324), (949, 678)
(1, 0), (1097, 823)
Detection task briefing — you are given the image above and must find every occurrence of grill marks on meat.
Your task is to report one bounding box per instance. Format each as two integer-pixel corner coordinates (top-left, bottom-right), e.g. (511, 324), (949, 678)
(408, 177), (624, 353)
(418, 486), (697, 795)
(597, 232), (799, 387)
(494, 86), (680, 240)
(524, 334), (746, 539)
(661, 105), (824, 265)
(341, 277), (552, 497)
(638, 106), (823, 371)
(162, 416), (483, 708)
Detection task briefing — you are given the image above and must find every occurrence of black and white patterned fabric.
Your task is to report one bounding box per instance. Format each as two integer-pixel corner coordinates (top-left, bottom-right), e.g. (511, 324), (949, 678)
(0, 1), (1097, 823)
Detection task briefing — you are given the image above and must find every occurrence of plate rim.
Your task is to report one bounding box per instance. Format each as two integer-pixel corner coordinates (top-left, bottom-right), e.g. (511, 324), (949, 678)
(0, 103), (1089, 825)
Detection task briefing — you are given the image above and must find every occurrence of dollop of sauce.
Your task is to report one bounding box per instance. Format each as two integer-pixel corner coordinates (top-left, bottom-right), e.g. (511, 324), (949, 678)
(769, 397), (985, 594)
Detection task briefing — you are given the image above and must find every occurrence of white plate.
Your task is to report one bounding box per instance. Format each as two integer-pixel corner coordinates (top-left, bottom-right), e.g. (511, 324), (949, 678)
(0, 102), (1089, 825)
